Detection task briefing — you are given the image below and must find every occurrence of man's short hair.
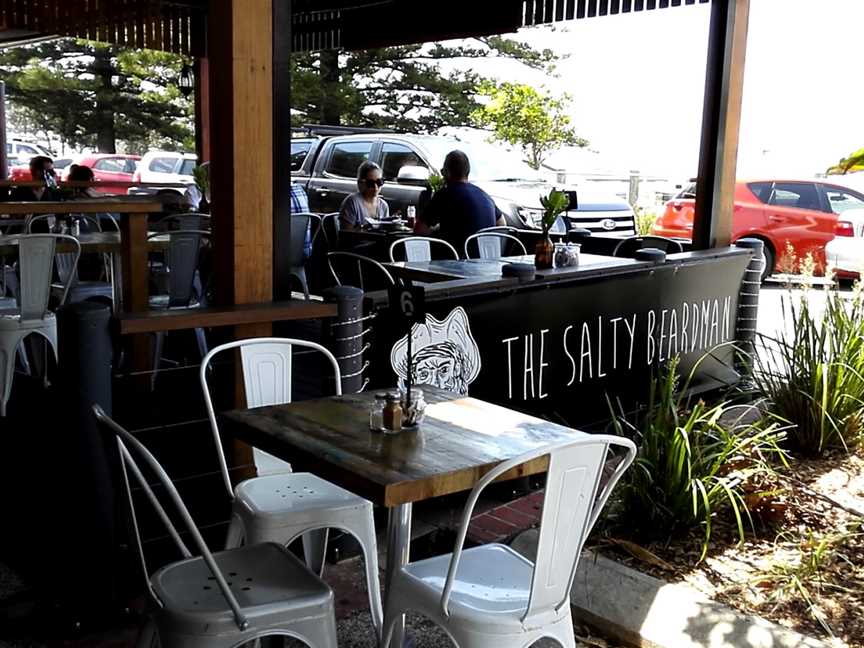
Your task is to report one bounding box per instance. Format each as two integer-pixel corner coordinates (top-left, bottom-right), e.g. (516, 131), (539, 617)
(443, 150), (470, 180)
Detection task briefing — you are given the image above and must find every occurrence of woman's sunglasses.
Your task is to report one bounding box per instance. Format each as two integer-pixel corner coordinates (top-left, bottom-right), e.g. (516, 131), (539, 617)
(362, 178), (384, 188)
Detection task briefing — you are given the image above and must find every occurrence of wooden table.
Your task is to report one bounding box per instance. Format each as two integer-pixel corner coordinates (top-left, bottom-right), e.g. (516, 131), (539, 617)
(0, 199), (168, 312)
(221, 386), (585, 645)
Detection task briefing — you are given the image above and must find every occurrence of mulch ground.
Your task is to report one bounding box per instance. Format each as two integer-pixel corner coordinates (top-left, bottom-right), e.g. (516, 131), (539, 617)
(595, 451), (864, 647)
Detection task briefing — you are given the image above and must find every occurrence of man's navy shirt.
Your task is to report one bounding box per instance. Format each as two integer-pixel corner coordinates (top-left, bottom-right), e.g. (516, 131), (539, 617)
(422, 182), (500, 253)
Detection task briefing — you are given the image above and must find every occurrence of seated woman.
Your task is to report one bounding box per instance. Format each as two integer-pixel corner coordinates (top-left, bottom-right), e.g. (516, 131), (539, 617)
(339, 160), (389, 228)
(66, 164), (100, 198)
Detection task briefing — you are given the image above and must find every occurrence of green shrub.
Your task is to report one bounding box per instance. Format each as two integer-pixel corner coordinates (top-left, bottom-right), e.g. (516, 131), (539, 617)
(753, 287), (864, 457)
(634, 206), (659, 235)
(609, 357), (785, 558)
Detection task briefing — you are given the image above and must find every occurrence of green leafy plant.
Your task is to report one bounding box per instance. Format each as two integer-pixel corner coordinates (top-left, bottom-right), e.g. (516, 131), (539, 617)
(539, 189), (569, 235)
(193, 163), (210, 199)
(753, 286), (864, 456)
(427, 173), (444, 194)
(609, 356), (786, 558)
(634, 206), (659, 235)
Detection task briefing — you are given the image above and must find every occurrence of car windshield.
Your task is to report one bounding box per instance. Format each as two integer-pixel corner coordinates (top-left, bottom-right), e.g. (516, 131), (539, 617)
(676, 182), (697, 199)
(421, 140), (545, 183)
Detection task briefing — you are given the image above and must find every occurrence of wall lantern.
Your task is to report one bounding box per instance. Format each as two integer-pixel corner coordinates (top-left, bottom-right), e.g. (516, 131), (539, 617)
(179, 63), (194, 98)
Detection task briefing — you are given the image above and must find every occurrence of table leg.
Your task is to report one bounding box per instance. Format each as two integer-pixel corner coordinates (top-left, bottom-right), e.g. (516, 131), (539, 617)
(385, 503), (412, 648)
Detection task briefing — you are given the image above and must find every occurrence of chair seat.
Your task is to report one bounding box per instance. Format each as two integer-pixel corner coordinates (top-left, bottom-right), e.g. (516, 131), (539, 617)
(0, 310), (55, 330)
(235, 472), (371, 530)
(401, 544), (534, 619)
(151, 541), (333, 637)
(53, 281), (113, 303)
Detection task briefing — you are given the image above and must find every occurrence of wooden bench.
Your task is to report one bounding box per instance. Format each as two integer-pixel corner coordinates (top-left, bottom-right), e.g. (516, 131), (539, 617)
(116, 301), (338, 335)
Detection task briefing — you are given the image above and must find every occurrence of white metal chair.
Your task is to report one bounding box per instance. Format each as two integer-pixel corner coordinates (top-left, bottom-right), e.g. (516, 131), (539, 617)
(389, 236), (459, 263)
(200, 337), (384, 637)
(328, 251), (395, 290)
(92, 405), (338, 648)
(381, 435), (637, 648)
(0, 234), (80, 416)
(463, 232), (527, 259)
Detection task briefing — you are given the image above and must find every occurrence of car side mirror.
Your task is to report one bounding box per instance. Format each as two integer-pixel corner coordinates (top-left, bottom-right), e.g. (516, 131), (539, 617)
(396, 166), (430, 186)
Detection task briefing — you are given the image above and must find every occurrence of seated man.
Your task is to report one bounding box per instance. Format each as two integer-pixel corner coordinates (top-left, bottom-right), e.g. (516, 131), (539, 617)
(11, 156), (62, 201)
(290, 182), (313, 258)
(415, 150), (504, 253)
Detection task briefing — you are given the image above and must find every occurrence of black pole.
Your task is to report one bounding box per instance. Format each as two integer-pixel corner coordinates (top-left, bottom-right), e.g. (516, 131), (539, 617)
(273, 0), (294, 299)
(0, 81), (8, 180)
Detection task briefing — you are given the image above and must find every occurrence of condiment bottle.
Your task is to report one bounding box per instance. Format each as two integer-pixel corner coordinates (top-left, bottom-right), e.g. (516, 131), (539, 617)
(382, 392), (403, 434)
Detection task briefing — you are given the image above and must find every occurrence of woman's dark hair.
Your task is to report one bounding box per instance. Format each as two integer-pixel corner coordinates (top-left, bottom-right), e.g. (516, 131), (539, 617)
(357, 160), (382, 181)
(67, 164), (95, 182)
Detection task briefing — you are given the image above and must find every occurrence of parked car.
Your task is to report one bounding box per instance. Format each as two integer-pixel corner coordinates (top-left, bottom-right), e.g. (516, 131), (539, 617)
(650, 179), (864, 278)
(128, 151), (197, 197)
(293, 131), (636, 235)
(826, 208), (864, 277)
(58, 154), (141, 194)
(6, 139), (53, 165)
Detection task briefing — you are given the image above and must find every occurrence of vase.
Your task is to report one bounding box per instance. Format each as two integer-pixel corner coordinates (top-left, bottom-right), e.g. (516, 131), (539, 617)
(534, 235), (554, 269)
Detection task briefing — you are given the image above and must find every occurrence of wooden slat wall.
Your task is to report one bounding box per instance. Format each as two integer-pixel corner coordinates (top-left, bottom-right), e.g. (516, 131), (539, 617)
(290, 0), (712, 52)
(0, 0), (206, 56)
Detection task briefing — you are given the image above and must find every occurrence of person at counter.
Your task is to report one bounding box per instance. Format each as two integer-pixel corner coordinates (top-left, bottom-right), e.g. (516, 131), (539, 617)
(414, 150), (504, 252)
(339, 161), (390, 228)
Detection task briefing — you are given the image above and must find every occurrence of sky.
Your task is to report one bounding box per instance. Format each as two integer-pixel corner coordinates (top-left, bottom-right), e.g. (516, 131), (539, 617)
(456, 0), (864, 181)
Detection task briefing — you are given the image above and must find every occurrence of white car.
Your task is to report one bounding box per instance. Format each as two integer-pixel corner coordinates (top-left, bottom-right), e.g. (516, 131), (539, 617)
(6, 139), (53, 165)
(826, 208), (864, 276)
(129, 151), (197, 197)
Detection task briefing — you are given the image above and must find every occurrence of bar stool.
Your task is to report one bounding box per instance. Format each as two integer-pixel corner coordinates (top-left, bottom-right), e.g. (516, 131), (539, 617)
(200, 337), (384, 638)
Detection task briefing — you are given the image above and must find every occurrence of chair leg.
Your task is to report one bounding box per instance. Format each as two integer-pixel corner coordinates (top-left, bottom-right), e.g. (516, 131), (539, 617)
(151, 331), (165, 391)
(291, 612), (339, 648)
(15, 341), (31, 375)
(0, 332), (22, 417)
(302, 528), (330, 577)
(135, 619), (159, 648)
(194, 327), (208, 359)
(352, 512), (384, 637)
(225, 514), (245, 549)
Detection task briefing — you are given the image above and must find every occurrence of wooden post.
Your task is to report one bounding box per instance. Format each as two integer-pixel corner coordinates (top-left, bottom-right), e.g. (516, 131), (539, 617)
(194, 57), (210, 163)
(207, 0), (273, 317)
(691, 0), (750, 250)
(207, 0), (275, 479)
(273, 0), (293, 300)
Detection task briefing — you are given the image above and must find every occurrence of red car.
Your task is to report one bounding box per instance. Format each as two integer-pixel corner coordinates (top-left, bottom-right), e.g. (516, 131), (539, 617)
(61, 154), (141, 194)
(651, 179), (864, 277)
(9, 154), (140, 195)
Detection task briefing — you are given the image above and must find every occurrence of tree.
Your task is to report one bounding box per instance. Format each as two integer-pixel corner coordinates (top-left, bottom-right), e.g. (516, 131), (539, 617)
(0, 38), (193, 154)
(290, 36), (559, 133)
(827, 147), (864, 175)
(471, 81), (587, 170)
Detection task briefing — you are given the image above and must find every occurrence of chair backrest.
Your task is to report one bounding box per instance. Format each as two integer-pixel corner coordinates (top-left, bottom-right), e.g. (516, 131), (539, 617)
(154, 212), (211, 232)
(321, 212), (340, 249)
(92, 405), (250, 631)
(328, 251), (395, 291)
(289, 213), (313, 267)
(389, 236), (459, 263)
(148, 229), (209, 307)
(200, 337), (343, 499)
(441, 434), (636, 623)
(612, 235), (684, 258)
(464, 232), (527, 259)
(10, 234), (81, 319)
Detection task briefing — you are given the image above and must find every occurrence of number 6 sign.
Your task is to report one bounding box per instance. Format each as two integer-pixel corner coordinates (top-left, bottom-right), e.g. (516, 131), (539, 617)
(389, 280), (426, 325)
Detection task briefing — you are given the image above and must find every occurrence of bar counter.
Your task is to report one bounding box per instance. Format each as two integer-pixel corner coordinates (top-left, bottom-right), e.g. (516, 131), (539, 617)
(364, 246), (754, 428)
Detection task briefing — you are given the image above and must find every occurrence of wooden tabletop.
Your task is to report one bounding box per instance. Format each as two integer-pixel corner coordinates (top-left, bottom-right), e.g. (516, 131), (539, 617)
(221, 386), (586, 507)
(0, 197), (168, 215)
(386, 253), (645, 283)
(0, 231), (169, 255)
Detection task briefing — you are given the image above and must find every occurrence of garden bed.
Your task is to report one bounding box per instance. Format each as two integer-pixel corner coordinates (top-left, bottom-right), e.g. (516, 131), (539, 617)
(596, 451), (864, 647)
